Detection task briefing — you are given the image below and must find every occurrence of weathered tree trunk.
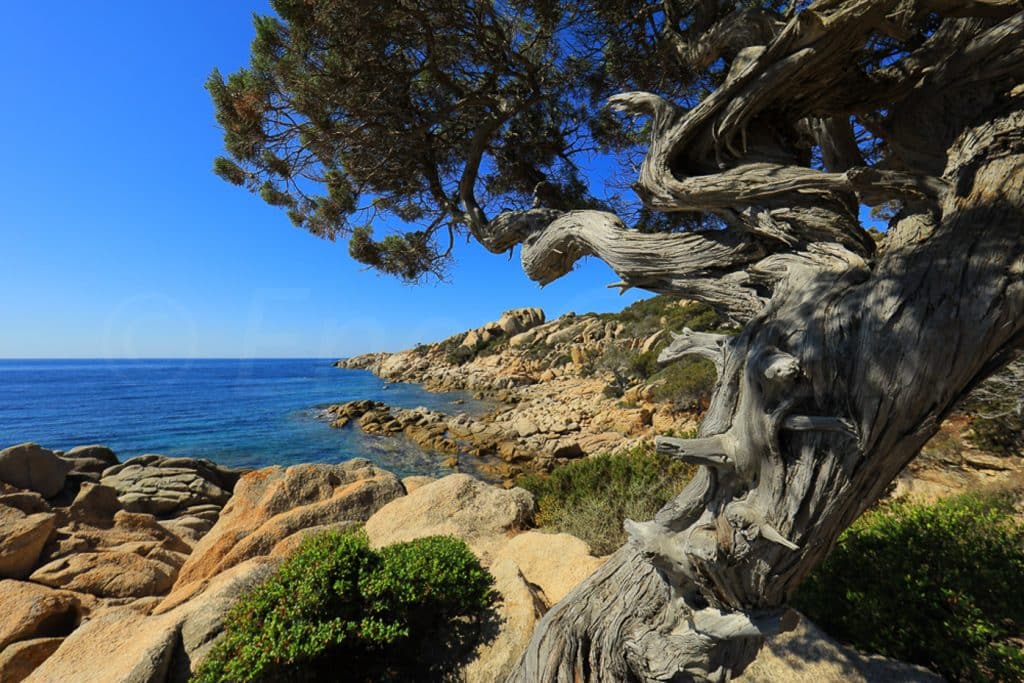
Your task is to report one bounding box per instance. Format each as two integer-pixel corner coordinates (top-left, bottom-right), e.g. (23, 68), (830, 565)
(508, 106), (1024, 681)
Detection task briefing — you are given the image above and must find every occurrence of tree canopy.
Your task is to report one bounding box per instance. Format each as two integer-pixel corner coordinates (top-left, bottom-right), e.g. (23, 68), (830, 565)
(207, 0), (829, 281)
(211, 3), (1024, 680)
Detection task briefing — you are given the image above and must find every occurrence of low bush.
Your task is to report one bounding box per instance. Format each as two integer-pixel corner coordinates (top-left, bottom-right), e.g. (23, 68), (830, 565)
(649, 357), (717, 411)
(794, 493), (1024, 682)
(518, 445), (695, 555)
(191, 531), (495, 683)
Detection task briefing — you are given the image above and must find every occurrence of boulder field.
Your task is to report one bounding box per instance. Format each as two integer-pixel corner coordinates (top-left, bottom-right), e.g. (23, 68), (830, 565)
(0, 442), (939, 682)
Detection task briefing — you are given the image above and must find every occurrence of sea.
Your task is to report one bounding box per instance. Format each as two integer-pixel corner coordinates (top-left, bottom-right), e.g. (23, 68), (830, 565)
(0, 359), (492, 478)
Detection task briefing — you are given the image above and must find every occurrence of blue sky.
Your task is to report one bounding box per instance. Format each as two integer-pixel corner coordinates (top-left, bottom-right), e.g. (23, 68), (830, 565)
(0, 1), (649, 359)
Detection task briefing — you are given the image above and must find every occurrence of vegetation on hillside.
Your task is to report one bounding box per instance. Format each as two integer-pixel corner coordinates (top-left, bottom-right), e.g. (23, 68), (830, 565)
(518, 443), (695, 555)
(795, 493), (1024, 682)
(192, 531), (495, 683)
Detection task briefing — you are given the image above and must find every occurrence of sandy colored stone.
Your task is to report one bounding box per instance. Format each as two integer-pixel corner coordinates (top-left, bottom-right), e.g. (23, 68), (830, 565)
(25, 607), (178, 683)
(0, 637), (64, 683)
(0, 506), (56, 579)
(0, 444), (71, 499)
(462, 557), (545, 683)
(0, 580), (81, 651)
(30, 549), (178, 599)
(737, 614), (942, 682)
(401, 475), (436, 493)
(169, 459), (403, 598)
(364, 474), (533, 562)
(493, 531), (606, 606)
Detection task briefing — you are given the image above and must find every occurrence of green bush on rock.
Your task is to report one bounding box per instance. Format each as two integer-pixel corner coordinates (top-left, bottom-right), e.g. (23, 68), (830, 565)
(191, 531), (495, 683)
(518, 445), (694, 555)
(794, 492), (1024, 682)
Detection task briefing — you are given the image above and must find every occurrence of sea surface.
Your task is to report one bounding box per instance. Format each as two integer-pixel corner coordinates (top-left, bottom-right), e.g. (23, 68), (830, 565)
(0, 359), (492, 477)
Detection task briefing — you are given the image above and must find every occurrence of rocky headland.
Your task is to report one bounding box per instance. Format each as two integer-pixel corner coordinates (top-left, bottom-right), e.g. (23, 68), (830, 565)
(0, 440), (944, 682)
(330, 298), (722, 482)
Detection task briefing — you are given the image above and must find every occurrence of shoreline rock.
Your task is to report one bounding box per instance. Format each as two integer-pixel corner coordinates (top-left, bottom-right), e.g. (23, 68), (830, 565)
(0, 440), (952, 681)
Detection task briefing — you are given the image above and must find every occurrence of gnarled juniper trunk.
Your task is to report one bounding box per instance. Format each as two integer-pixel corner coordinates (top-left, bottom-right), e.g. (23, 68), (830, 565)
(509, 108), (1024, 681)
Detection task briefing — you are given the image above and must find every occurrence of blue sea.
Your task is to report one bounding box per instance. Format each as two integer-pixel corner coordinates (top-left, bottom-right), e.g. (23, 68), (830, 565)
(0, 359), (492, 478)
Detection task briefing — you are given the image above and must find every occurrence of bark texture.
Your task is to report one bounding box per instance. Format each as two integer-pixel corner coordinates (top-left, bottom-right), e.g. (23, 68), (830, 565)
(492, 2), (1024, 681)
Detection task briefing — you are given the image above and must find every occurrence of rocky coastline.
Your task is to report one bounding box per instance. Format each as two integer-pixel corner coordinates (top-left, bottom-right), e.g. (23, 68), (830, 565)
(328, 301), (715, 482)
(0, 440), (943, 682)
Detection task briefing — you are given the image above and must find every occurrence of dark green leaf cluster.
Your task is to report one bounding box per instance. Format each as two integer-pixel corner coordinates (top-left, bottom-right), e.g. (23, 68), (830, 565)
(518, 444), (695, 555)
(208, 1), (824, 279)
(794, 493), (1024, 682)
(191, 531), (495, 683)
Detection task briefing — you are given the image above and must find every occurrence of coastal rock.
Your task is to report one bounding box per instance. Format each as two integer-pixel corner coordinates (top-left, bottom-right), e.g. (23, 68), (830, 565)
(0, 505), (56, 579)
(24, 607), (179, 683)
(0, 485), (50, 515)
(161, 556), (283, 681)
(0, 443), (72, 498)
(100, 455), (239, 519)
(463, 557), (545, 683)
(364, 474), (533, 562)
(0, 637), (64, 683)
(0, 580), (82, 650)
(401, 475), (436, 493)
(737, 613), (942, 682)
(63, 445), (119, 468)
(169, 460), (403, 597)
(498, 307), (545, 335)
(30, 548), (180, 598)
(492, 531), (606, 605)
(33, 493), (191, 598)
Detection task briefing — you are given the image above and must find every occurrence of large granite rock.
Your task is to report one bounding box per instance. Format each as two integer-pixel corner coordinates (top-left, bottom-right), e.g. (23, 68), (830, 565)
(492, 531), (605, 606)
(0, 505), (56, 579)
(364, 473), (534, 562)
(0, 637), (64, 683)
(160, 557), (283, 681)
(0, 580), (81, 651)
(463, 557), (545, 683)
(167, 459), (404, 603)
(100, 455), (240, 518)
(737, 613), (943, 682)
(0, 444), (71, 498)
(29, 484), (190, 598)
(24, 607), (179, 683)
(30, 549), (180, 599)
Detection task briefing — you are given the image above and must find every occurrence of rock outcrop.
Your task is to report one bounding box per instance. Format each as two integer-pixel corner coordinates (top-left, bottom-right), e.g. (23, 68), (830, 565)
(332, 300), (712, 481)
(167, 459), (404, 604)
(364, 473), (534, 562)
(0, 444), (72, 499)
(100, 455), (239, 520)
(0, 505), (56, 579)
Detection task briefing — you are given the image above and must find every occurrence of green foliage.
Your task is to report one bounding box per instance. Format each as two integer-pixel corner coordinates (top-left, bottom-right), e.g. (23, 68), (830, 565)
(191, 531), (495, 683)
(518, 445), (695, 555)
(649, 358), (717, 411)
(600, 296), (724, 339)
(794, 493), (1024, 682)
(594, 298), (724, 405)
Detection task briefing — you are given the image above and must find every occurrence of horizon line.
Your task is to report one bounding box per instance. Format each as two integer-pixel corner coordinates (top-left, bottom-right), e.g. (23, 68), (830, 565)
(0, 357), (347, 361)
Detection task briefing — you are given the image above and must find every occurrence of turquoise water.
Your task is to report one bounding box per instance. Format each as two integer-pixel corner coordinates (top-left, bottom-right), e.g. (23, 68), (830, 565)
(0, 359), (490, 477)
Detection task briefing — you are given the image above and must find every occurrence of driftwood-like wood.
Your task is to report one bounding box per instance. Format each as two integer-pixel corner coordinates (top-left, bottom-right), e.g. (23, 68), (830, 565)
(491, 2), (1024, 681)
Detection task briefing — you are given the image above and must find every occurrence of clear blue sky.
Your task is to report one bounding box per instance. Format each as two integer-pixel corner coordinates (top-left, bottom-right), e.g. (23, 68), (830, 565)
(0, 1), (650, 359)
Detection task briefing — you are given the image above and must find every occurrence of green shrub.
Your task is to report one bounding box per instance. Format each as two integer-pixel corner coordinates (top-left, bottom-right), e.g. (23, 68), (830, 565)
(649, 357), (717, 410)
(518, 445), (695, 555)
(191, 531), (495, 683)
(599, 296), (725, 338)
(794, 493), (1024, 682)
